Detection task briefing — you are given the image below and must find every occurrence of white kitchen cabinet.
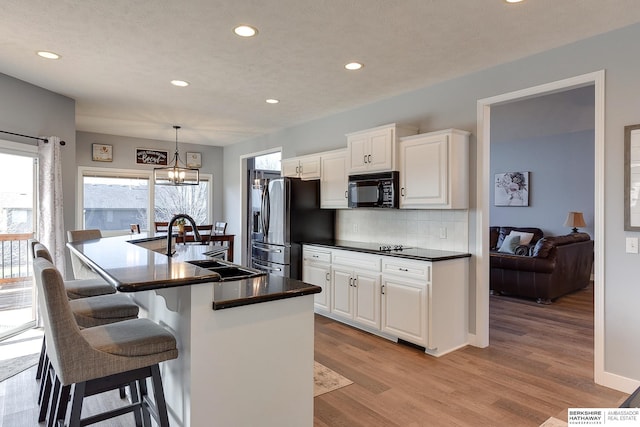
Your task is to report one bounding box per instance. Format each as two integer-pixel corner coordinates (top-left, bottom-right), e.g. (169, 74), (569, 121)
(320, 149), (348, 209)
(381, 257), (430, 347)
(330, 250), (381, 330)
(302, 244), (469, 357)
(399, 129), (469, 209)
(281, 154), (321, 180)
(302, 247), (332, 313)
(347, 123), (417, 174)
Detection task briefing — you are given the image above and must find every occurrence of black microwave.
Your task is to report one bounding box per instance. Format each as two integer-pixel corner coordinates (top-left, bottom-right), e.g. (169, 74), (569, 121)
(348, 171), (399, 208)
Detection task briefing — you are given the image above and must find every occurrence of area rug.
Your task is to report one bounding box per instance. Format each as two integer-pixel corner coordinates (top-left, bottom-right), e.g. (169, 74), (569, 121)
(0, 353), (39, 383)
(314, 361), (353, 397)
(540, 417), (567, 427)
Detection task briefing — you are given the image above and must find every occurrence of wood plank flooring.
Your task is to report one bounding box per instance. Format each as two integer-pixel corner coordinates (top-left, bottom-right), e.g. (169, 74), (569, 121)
(314, 285), (627, 427)
(0, 285), (629, 426)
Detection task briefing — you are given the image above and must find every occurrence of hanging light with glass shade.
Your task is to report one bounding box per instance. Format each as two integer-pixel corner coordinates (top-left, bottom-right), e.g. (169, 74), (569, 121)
(154, 125), (199, 186)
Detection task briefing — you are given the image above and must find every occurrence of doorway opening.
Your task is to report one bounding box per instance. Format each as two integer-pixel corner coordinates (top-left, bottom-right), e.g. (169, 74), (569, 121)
(0, 144), (38, 340)
(476, 70), (605, 385)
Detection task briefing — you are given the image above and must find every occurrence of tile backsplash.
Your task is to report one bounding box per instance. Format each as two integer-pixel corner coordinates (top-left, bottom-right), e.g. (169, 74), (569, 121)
(336, 209), (469, 252)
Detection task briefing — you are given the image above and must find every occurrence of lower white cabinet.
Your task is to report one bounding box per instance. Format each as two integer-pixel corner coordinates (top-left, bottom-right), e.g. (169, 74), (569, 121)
(302, 247), (331, 313)
(331, 266), (381, 330)
(303, 244), (469, 357)
(381, 277), (428, 347)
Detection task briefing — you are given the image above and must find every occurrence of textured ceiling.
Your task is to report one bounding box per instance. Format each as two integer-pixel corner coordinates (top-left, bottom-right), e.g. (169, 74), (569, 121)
(2, 0), (640, 146)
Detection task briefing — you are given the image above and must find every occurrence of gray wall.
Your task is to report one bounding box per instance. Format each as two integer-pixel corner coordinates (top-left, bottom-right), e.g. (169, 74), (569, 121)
(490, 86), (595, 237)
(76, 131), (225, 225)
(0, 73), (76, 278)
(223, 23), (640, 383)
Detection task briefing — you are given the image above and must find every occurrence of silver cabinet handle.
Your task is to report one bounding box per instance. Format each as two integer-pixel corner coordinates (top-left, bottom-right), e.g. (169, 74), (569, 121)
(325, 272), (330, 281)
(363, 155), (367, 164)
(368, 154), (371, 163)
(381, 284), (385, 295)
(399, 267), (409, 272)
(345, 190), (348, 199)
(401, 187), (406, 197)
(312, 254), (319, 258)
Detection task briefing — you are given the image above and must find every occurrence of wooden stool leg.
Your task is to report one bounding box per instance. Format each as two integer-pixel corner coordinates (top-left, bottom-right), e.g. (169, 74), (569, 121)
(150, 365), (170, 427)
(129, 381), (143, 427)
(67, 382), (86, 427)
(38, 364), (52, 422)
(36, 337), (46, 380)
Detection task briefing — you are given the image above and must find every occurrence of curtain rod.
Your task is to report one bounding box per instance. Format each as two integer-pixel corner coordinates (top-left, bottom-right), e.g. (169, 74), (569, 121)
(0, 129), (66, 145)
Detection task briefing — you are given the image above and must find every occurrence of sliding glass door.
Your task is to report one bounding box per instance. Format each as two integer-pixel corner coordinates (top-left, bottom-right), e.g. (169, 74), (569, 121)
(0, 143), (37, 339)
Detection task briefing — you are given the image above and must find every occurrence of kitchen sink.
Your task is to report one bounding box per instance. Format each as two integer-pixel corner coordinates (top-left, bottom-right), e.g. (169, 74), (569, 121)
(187, 259), (265, 281)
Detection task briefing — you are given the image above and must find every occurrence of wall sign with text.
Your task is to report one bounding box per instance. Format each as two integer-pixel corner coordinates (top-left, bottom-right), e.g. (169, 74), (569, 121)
(136, 148), (168, 165)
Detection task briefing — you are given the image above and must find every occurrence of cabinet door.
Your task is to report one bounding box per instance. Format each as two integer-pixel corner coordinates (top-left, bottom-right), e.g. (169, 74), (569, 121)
(353, 272), (381, 329)
(331, 268), (354, 320)
(299, 156), (320, 180)
(303, 262), (331, 311)
(381, 278), (428, 346)
(281, 158), (300, 178)
(320, 151), (348, 208)
(400, 134), (448, 208)
(348, 133), (369, 173)
(367, 127), (394, 172)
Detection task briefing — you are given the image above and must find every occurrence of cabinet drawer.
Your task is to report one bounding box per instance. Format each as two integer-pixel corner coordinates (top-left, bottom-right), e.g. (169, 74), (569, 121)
(332, 250), (381, 271)
(382, 257), (431, 282)
(303, 247), (331, 264)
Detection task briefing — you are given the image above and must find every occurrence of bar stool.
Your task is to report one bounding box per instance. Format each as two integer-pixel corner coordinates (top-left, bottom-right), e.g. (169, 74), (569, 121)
(29, 238), (115, 299)
(66, 229), (104, 280)
(33, 257), (178, 427)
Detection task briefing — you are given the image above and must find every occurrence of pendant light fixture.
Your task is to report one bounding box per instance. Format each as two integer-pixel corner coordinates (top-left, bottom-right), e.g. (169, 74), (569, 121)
(154, 125), (199, 186)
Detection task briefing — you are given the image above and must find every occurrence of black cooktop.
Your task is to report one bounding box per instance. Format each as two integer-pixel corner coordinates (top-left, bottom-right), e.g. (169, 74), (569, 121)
(308, 240), (471, 262)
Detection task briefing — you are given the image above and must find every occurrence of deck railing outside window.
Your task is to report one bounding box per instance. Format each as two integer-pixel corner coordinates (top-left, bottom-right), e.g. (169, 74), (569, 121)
(0, 233), (34, 285)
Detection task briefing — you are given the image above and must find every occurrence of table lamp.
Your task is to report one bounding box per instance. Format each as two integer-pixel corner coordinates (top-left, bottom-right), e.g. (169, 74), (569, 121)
(564, 211), (586, 233)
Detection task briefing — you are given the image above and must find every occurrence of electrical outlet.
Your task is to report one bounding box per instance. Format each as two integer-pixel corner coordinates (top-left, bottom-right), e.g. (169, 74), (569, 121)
(439, 227), (447, 239)
(626, 237), (638, 254)
(353, 223), (358, 233)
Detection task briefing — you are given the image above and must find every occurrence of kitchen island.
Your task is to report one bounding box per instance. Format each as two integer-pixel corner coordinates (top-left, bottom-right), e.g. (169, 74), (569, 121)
(67, 234), (320, 427)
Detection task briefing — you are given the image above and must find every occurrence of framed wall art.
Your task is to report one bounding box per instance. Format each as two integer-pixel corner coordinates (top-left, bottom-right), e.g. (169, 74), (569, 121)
(625, 124), (640, 231)
(92, 144), (113, 162)
(494, 171), (530, 207)
(186, 152), (202, 168)
(136, 148), (168, 165)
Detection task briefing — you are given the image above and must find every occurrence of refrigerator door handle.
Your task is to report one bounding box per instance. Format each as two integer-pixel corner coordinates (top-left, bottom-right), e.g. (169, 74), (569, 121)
(253, 260), (282, 273)
(253, 245), (283, 254)
(261, 185), (270, 237)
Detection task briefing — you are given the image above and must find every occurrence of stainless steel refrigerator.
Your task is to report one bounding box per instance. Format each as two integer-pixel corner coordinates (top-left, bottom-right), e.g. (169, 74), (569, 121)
(250, 177), (335, 279)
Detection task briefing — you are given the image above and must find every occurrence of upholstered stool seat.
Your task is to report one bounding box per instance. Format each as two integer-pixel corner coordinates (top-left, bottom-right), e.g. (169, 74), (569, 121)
(34, 257), (178, 427)
(63, 278), (115, 299)
(68, 294), (139, 328)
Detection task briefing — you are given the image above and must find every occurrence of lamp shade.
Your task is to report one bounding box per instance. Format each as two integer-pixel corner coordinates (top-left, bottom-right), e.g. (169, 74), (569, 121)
(564, 211), (586, 232)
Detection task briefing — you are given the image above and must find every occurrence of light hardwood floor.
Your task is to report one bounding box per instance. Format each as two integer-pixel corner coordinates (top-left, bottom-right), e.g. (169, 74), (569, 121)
(314, 285), (627, 426)
(0, 285), (629, 426)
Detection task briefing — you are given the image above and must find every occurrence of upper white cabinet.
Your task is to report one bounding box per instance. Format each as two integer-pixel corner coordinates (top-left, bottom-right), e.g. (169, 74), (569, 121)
(281, 154), (321, 180)
(399, 129), (469, 209)
(347, 123), (417, 175)
(320, 149), (348, 209)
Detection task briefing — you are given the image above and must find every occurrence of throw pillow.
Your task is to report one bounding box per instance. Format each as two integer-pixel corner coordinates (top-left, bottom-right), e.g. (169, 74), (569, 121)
(508, 231), (535, 246)
(532, 238), (553, 258)
(498, 234), (520, 254)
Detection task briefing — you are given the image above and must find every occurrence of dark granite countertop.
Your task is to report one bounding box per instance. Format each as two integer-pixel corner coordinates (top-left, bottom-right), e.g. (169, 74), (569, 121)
(67, 234), (320, 310)
(305, 240), (471, 261)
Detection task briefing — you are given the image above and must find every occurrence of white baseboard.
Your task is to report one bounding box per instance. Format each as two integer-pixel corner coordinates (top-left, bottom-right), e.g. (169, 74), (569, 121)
(597, 370), (640, 394)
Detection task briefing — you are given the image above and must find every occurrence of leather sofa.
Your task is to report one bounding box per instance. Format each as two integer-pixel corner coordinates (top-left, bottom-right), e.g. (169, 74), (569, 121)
(490, 226), (594, 304)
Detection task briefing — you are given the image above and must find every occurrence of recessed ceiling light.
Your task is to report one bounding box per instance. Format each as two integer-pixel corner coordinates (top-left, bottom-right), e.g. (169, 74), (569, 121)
(234, 25), (258, 37)
(171, 80), (190, 87)
(266, 99), (279, 104)
(345, 62), (363, 71)
(37, 51), (60, 60)
(505, 0), (523, 3)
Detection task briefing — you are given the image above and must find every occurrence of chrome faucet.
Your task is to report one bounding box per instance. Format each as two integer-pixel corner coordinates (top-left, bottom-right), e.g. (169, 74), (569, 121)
(166, 214), (201, 256)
